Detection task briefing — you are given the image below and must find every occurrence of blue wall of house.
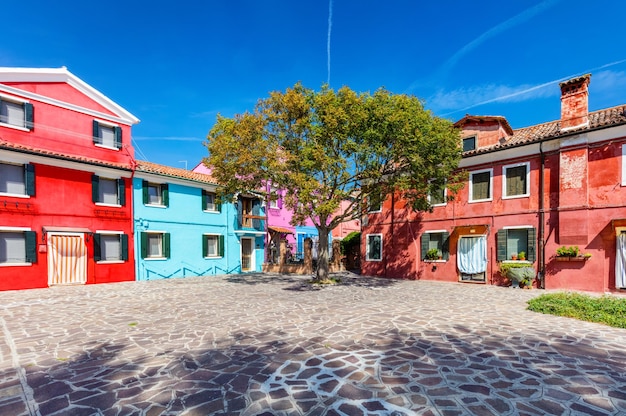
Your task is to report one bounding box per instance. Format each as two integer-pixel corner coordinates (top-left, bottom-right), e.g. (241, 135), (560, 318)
(133, 178), (248, 280)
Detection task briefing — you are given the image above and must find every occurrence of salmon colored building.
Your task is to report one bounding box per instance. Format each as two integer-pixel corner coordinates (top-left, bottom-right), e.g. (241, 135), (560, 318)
(362, 74), (626, 293)
(0, 67), (139, 291)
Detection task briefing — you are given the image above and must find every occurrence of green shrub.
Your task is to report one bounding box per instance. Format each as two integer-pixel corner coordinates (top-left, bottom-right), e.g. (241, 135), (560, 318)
(528, 293), (626, 329)
(340, 231), (361, 255)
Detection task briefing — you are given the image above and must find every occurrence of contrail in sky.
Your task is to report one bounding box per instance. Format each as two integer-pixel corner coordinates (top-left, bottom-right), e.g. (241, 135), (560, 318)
(327, 0), (333, 85)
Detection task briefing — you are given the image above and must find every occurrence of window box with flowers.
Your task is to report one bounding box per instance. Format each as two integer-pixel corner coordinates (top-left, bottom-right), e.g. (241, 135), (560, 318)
(555, 246), (591, 261)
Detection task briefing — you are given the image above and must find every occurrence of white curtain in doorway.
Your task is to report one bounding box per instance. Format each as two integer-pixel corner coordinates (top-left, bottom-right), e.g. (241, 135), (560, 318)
(457, 235), (487, 275)
(616, 233), (626, 289)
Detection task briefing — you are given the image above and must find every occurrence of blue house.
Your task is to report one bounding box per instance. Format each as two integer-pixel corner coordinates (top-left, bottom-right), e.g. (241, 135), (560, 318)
(133, 161), (262, 280)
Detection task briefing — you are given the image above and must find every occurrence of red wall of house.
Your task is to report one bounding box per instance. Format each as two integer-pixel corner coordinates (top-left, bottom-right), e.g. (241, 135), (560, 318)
(0, 163), (135, 291)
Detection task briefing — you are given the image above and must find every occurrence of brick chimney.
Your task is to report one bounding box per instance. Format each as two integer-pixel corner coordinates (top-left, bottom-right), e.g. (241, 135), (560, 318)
(559, 74), (591, 131)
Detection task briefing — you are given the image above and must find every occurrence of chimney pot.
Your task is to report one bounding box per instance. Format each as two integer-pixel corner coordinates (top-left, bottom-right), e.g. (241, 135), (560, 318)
(559, 74), (591, 131)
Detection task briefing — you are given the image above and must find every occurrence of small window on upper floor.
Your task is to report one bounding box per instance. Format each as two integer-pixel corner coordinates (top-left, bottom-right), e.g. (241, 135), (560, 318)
(92, 175), (125, 206)
(368, 193), (382, 213)
(462, 136), (476, 152)
(428, 181), (446, 207)
(0, 162), (35, 197)
(93, 120), (122, 150)
(0, 97), (34, 131)
(503, 162), (530, 199)
(469, 169), (493, 202)
(142, 181), (169, 207)
(202, 190), (221, 212)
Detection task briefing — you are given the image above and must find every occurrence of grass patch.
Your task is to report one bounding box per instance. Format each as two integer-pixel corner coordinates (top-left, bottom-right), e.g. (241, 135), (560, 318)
(309, 277), (342, 285)
(128, 322), (138, 327)
(527, 292), (626, 329)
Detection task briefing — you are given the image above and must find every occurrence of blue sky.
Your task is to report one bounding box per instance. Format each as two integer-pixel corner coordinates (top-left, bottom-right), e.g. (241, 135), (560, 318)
(2, 0), (626, 168)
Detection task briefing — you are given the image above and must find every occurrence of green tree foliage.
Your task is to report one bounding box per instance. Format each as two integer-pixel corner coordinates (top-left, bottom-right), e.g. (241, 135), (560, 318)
(205, 83), (462, 281)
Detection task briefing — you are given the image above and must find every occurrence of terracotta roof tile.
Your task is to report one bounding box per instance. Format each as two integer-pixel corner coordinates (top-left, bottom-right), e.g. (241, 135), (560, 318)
(136, 160), (220, 185)
(463, 104), (626, 156)
(0, 139), (132, 170)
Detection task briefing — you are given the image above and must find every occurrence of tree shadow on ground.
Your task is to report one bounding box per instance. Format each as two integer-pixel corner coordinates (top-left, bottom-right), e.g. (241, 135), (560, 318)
(5, 321), (626, 415)
(225, 272), (401, 291)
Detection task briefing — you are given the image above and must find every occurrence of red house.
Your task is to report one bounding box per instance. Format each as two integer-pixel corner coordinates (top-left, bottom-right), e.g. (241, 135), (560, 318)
(362, 74), (626, 293)
(0, 67), (139, 291)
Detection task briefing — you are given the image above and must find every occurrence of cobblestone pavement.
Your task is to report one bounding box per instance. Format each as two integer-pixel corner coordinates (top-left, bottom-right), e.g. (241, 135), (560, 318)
(1, 273), (625, 416)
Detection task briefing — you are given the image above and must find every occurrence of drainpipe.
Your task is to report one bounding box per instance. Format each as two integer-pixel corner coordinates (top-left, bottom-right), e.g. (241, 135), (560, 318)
(538, 142), (546, 289)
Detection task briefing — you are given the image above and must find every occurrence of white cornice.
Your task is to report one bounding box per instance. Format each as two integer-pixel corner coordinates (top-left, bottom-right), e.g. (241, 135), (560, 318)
(0, 67), (139, 125)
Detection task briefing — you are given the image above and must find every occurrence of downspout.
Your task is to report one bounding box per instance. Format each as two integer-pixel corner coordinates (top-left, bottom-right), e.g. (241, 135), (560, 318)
(538, 142), (546, 289)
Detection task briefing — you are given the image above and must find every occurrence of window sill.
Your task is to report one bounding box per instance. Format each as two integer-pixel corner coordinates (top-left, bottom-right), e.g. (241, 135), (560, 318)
(95, 203), (122, 208)
(502, 194), (530, 200)
(0, 262), (32, 267)
(203, 210), (221, 214)
(502, 260), (532, 264)
(366, 258), (383, 262)
(96, 260), (125, 264)
(144, 257), (168, 261)
(0, 192), (30, 199)
(145, 204), (167, 208)
(0, 122), (30, 132)
(424, 259), (446, 263)
(468, 198), (493, 204)
(94, 144), (120, 151)
(203, 256), (224, 259)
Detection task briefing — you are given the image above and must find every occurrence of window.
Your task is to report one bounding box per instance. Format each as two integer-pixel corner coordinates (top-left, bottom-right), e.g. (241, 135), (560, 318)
(142, 181), (169, 207)
(503, 162), (530, 198)
(93, 120), (121, 149)
(0, 229), (37, 265)
(0, 97), (33, 130)
(421, 231), (450, 260)
(202, 190), (221, 212)
(469, 169), (493, 202)
(203, 234), (224, 258)
(497, 227), (536, 262)
(366, 234), (382, 261)
(94, 232), (128, 262)
(429, 185), (446, 206)
(269, 197), (279, 209)
(92, 175), (125, 206)
(368, 193), (382, 213)
(140, 232), (170, 259)
(462, 136), (476, 152)
(238, 197), (262, 229)
(0, 162), (35, 197)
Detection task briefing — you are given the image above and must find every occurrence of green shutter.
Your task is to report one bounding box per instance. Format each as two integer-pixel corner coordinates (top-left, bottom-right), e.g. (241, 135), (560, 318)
(201, 190), (207, 211)
(162, 184), (169, 207)
(527, 228), (537, 263)
(202, 234), (208, 258)
(117, 179), (126, 206)
(420, 234), (430, 260)
(25, 231), (37, 264)
(216, 200), (222, 213)
(93, 120), (100, 144)
(497, 229), (507, 261)
(92, 174), (99, 203)
(142, 180), (149, 204)
(163, 233), (171, 258)
(140, 232), (148, 259)
(219, 235), (225, 257)
(121, 234), (128, 261)
(442, 231), (450, 260)
(25, 163), (35, 196)
(114, 126), (122, 149)
(24, 102), (34, 130)
(93, 234), (102, 262)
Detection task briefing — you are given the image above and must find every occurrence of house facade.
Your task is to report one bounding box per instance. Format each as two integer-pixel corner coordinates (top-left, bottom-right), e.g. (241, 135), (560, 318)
(0, 67), (139, 291)
(362, 74), (626, 293)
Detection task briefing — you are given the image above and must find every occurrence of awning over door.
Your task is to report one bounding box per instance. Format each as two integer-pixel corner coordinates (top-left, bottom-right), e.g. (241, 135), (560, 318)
(268, 226), (294, 234)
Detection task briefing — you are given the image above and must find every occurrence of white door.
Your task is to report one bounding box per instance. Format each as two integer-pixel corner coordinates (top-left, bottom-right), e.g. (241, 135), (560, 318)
(457, 235), (487, 282)
(48, 234), (87, 285)
(241, 238), (254, 272)
(616, 232), (626, 289)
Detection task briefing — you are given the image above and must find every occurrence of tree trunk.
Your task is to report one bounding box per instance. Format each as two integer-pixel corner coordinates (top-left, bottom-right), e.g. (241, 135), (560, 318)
(315, 225), (330, 281)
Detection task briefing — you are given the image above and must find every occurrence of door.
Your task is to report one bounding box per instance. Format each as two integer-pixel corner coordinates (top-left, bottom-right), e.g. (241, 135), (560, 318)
(457, 235), (487, 282)
(48, 234), (87, 285)
(241, 238), (254, 272)
(616, 232), (626, 289)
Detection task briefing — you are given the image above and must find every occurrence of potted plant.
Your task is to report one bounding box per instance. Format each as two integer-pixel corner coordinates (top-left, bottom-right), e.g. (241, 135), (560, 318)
(426, 248), (441, 260)
(555, 246), (590, 261)
(518, 251), (526, 261)
(511, 253), (518, 260)
(500, 262), (535, 288)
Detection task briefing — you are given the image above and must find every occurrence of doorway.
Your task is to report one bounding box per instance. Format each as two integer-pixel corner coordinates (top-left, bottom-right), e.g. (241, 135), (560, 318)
(241, 237), (254, 272)
(47, 233), (87, 285)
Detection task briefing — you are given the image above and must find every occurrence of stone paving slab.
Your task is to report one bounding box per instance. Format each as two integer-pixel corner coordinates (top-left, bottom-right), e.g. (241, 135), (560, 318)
(0, 273), (625, 415)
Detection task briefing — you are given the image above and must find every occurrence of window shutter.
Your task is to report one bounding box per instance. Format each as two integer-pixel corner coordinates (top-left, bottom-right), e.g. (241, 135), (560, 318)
(497, 229), (507, 261)
(442, 231), (450, 260)
(278, 192), (283, 209)
(201, 190), (207, 210)
(527, 228), (537, 263)
(121, 234), (128, 261)
(93, 234), (102, 262)
(219, 235), (225, 257)
(114, 126), (122, 149)
(237, 199), (243, 227)
(162, 184), (169, 207)
(93, 120), (100, 145)
(25, 231), (37, 263)
(25, 163), (35, 196)
(252, 199), (261, 229)
(117, 179), (126, 206)
(420, 234), (430, 260)
(24, 102), (34, 130)
(163, 233), (171, 258)
(92, 175), (99, 203)
(140, 232), (148, 259)
(202, 234), (208, 258)
(216, 198), (222, 213)
(142, 180), (149, 204)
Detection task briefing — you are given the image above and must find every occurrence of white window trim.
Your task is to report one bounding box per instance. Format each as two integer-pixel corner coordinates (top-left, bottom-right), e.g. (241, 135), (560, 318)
(365, 233), (383, 262)
(622, 144), (626, 186)
(94, 118), (121, 151)
(146, 183), (166, 207)
(368, 197), (382, 213)
(469, 168), (493, 203)
(95, 230), (124, 264)
(203, 191), (219, 212)
(0, 227), (32, 267)
(0, 94), (30, 132)
(502, 162), (530, 199)
(95, 176), (121, 207)
(428, 182), (447, 207)
(0, 161), (30, 198)
(203, 233), (223, 258)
